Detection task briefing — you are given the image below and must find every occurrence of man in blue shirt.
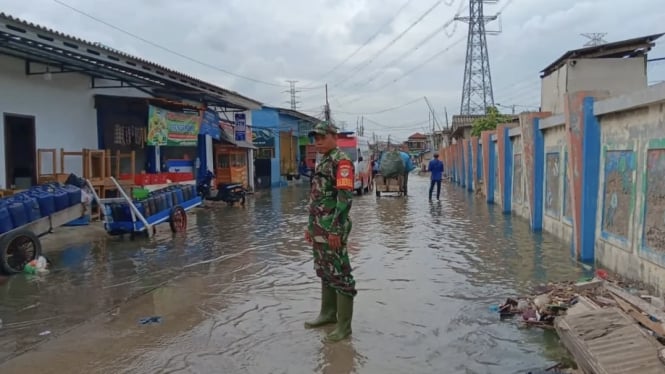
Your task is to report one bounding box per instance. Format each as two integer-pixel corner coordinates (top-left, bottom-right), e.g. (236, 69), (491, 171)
(428, 153), (444, 201)
(399, 146), (416, 195)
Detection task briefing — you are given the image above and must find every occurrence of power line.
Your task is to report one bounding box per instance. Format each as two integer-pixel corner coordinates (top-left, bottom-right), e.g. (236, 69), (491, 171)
(345, 1), (467, 90)
(332, 0), (450, 88)
(334, 97), (424, 115)
(363, 117), (431, 130)
(332, 37), (465, 107)
(52, 0), (287, 88)
(301, 0), (414, 89)
(375, 37), (466, 91)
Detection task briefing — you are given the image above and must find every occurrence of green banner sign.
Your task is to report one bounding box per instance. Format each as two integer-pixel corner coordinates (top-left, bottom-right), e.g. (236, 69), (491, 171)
(147, 105), (200, 146)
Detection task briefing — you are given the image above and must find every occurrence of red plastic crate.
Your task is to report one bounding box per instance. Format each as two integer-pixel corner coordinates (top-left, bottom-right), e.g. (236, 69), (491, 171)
(157, 173), (168, 184)
(135, 174), (151, 186)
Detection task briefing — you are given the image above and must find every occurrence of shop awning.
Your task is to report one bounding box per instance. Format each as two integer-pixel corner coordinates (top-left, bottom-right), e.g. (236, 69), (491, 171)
(0, 13), (262, 111)
(218, 122), (256, 149)
(235, 140), (257, 149)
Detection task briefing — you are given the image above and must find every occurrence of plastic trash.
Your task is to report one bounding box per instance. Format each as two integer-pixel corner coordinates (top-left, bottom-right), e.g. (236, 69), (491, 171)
(489, 304), (499, 312)
(533, 294), (551, 309)
(139, 316), (162, 325)
(24, 256), (49, 275)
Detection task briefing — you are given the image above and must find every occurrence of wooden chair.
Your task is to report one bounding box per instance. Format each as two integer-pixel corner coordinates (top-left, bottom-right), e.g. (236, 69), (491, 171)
(37, 148), (57, 184)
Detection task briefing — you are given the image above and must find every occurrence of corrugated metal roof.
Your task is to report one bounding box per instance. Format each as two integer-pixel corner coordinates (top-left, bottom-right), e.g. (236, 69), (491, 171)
(0, 12), (263, 109)
(541, 33), (664, 78)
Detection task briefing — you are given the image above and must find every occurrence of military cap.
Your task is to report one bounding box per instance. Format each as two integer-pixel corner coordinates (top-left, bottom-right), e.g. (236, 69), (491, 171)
(308, 121), (339, 137)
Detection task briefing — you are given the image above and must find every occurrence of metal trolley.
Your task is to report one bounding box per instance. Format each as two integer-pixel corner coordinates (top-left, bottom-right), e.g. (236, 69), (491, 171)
(0, 203), (85, 274)
(90, 177), (202, 239)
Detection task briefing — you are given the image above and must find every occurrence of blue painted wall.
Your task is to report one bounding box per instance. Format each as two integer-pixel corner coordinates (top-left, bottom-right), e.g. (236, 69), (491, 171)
(251, 108), (282, 187)
(251, 108), (310, 188)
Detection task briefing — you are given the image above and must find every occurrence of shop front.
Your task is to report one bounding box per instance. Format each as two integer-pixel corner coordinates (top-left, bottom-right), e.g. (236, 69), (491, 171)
(97, 96), (222, 187)
(251, 127), (275, 189)
(213, 118), (255, 189)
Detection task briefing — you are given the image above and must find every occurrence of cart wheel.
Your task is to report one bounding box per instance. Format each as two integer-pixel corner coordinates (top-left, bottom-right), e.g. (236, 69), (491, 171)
(169, 206), (187, 233)
(0, 230), (42, 275)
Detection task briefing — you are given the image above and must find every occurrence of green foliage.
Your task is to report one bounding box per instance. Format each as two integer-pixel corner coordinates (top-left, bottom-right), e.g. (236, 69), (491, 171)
(470, 106), (512, 137)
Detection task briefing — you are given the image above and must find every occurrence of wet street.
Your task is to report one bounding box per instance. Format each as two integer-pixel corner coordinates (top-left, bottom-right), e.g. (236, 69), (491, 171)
(0, 175), (589, 374)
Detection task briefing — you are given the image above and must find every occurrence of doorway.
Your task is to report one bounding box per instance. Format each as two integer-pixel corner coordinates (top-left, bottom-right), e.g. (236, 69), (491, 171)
(4, 114), (36, 189)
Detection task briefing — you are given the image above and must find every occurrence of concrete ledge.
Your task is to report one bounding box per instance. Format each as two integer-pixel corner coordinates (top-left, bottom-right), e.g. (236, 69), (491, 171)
(508, 127), (521, 137)
(539, 114), (565, 130)
(594, 81), (665, 116)
(490, 134), (497, 141)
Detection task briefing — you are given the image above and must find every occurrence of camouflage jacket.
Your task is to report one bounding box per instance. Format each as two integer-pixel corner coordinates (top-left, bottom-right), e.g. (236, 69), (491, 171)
(308, 148), (354, 237)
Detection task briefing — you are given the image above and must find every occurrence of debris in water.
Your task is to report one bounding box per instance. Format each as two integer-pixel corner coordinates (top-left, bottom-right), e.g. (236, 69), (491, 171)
(139, 316), (162, 325)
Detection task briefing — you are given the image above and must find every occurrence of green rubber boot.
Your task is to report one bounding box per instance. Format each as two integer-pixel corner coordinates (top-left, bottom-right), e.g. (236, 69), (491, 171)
(326, 293), (353, 342)
(304, 284), (337, 328)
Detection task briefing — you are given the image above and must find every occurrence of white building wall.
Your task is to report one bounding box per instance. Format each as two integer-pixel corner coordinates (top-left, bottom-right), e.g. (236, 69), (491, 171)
(0, 54), (149, 188)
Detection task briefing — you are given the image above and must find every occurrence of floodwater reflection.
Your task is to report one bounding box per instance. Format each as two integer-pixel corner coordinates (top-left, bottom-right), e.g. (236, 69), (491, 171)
(0, 176), (585, 373)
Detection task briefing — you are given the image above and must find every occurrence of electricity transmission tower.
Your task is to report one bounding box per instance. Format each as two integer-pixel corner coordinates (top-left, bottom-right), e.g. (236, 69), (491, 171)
(284, 80), (300, 110)
(455, 0), (500, 115)
(581, 33), (608, 47)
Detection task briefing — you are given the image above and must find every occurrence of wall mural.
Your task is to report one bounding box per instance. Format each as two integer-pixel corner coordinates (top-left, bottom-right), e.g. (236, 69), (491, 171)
(563, 150), (572, 220)
(602, 150), (636, 240)
(545, 152), (561, 218)
(513, 153), (523, 203)
(644, 149), (665, 251)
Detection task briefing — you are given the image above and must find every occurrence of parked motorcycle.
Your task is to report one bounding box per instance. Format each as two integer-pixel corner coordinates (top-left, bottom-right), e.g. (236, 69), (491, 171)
(197, 170), (246, 206)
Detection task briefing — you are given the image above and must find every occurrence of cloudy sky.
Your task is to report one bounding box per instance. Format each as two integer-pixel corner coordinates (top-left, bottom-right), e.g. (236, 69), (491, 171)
(4, 0), (665, 140)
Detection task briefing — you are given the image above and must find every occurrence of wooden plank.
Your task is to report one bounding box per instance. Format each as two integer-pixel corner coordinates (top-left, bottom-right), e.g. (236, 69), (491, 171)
(605, 283), (665, 329)
(613, 296), (665, 336)
(555, 307), (665, 374)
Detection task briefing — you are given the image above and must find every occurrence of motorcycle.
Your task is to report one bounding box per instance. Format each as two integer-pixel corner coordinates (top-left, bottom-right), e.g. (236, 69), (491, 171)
(197, 170), (246, 206)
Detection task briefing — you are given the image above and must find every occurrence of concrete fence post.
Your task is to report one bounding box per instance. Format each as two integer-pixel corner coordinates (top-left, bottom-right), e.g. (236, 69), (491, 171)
(466, 140), (473, 191)
(481, 131), (493, 203)
(565, 91), (607, 262)
(499, 125), (513, 214)
(531, 117), (545, 231)
(471, 137), (480, 191)
(459, 142), (466, 188)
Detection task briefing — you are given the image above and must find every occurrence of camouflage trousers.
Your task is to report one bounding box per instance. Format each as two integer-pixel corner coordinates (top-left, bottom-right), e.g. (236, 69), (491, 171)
(311, 224), (357, 297)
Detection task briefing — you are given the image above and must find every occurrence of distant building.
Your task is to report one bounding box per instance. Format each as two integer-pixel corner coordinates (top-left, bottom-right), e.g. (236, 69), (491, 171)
(540, 33), (662, 115)
(406, 132), (428, 152)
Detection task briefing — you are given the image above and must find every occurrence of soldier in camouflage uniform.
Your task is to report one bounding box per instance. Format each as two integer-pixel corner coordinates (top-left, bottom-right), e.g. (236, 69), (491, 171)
(304, 121), (356, 342)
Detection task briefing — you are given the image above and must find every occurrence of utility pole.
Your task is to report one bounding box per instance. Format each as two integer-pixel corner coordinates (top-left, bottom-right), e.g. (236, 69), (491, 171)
(581, 33), (608, 47)
(284, 80), (300, 110)
(324, 84), (331, 122)
(456, 0), (500, 115)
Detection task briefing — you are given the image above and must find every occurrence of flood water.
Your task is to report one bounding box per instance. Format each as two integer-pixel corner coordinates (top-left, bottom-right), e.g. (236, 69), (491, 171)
(0, 175), (589, 374)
